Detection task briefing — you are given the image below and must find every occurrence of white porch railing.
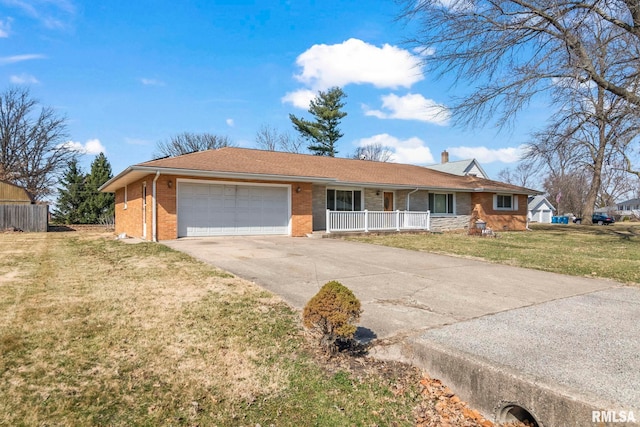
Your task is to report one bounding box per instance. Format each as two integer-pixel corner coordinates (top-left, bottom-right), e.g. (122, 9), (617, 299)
(326, 210), (431, 233)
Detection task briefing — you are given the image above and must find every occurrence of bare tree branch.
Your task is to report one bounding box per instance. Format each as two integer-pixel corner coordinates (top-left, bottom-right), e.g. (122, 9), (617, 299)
(400, 0), (640, 128)
(0, 87), (73, 200)
(352, 143), (393, 162)
(255, 125), (306, 153)
(153, 132), (233, 159)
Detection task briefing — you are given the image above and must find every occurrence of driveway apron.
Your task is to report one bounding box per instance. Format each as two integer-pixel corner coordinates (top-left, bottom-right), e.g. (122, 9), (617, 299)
(163, 236), (640, 426)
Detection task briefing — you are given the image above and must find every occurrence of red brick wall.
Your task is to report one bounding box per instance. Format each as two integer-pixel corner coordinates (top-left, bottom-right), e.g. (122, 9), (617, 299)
(115, 175), (313, 240)
(115, 177), (152, 239)
(471, 193), (528, 231)
(156, 176), (177, 240)
(291, 182), (312, 237)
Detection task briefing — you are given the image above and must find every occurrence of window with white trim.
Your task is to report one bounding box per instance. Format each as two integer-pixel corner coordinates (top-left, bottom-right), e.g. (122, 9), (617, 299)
(428, 193), (454, 214)
(327, 189), (362, 211)
(494, 194), (518, 211)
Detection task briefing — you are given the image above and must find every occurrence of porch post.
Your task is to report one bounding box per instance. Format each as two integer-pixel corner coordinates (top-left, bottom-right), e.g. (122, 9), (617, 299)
(426, 210), (431, 231)
(326, 209), (331, 233)
(396, 210), (400, 231)
(364, 209), (368, 232)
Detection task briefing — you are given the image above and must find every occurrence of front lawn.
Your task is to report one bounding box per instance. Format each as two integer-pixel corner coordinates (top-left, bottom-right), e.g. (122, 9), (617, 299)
(347, 223), (640, 284)
(0, 231), (421, 426)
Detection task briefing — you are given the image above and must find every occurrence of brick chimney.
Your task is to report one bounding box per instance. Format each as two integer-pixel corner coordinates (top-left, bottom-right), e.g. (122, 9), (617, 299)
(441, 150), (449, 164)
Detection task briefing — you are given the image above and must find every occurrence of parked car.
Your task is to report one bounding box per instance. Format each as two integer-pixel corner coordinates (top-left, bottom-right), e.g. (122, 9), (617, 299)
(592, 213), (615, 225)
(572, 214), (616, 225)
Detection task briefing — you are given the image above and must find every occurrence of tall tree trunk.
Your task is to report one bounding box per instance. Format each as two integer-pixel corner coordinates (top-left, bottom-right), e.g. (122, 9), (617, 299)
(583, 87), (608, 225)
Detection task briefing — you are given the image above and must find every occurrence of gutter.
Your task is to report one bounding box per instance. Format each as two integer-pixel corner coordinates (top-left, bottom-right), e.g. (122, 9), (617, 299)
(152, 171), (160, 242)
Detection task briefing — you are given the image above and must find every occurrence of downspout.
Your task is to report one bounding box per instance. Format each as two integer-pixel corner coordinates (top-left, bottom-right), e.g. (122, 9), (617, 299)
(406, 188), (420, 210)
(152, 171), (160, 242)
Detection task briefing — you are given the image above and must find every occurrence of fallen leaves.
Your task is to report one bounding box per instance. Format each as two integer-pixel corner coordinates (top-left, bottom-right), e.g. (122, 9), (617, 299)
(414, 374), (531, 427)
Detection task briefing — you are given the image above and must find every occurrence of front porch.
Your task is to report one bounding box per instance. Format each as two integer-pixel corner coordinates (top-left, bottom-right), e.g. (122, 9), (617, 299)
(326, 210), (431, 233)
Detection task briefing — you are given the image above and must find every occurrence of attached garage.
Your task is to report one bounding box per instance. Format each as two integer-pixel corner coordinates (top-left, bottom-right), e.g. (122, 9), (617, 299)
(177, 180), (290, 237)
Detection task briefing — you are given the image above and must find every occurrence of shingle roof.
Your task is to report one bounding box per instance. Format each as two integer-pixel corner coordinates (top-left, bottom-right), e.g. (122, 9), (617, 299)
(527, 195), (555, 211)
(426, 159), (489, 179)
(102, 147), (540, 194)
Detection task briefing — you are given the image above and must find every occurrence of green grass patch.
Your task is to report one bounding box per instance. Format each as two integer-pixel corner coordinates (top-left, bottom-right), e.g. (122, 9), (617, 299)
(348, 224), (640, 284)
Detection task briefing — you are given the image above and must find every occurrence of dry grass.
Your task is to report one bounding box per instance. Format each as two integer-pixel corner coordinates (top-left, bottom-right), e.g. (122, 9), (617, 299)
(0, 231), (421, 426)
(348, 223), (640, 285)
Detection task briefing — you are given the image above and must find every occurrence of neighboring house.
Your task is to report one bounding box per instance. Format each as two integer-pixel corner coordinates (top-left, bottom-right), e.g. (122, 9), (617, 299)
(426, 151), (489, 179)
(617, 198), (640, 213)
(99, 147), (540, 241)
(527, 195), (556, 223)
(616, 198), (640, 219)
(0, 180), (32, 204)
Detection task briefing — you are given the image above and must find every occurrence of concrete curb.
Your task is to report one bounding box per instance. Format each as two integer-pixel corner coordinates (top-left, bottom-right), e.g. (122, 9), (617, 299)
(408, 337), (640, 427)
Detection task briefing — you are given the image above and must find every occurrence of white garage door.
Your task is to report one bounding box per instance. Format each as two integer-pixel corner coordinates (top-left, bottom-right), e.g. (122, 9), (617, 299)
(178, 182), (289, 237)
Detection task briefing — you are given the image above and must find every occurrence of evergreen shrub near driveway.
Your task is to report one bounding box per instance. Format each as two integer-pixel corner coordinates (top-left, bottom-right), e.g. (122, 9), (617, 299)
(303, 280), (362, 353)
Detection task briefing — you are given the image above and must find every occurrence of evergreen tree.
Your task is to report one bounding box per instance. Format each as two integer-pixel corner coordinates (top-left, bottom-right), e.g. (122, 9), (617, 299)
(83, 153), (114, 224)
(289, 87), (347, 156)
(52, 158), (86, 224)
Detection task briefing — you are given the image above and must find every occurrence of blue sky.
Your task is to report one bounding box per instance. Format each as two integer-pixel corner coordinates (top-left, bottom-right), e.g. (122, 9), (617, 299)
(0, 0), (548, 181)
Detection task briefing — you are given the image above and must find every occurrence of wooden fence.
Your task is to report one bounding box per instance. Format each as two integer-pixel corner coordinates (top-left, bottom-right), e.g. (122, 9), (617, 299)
(0, 204), (48, 232)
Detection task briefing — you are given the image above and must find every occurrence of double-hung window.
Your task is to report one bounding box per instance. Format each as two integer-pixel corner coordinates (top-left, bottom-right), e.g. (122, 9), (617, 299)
(327, 189), (362, 211)
(494, 194), (518, 210)
(428, 193), (454, 214)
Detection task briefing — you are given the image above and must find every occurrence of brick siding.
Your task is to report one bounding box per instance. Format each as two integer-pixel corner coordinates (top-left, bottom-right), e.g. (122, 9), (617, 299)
(116, 174), (313, 240)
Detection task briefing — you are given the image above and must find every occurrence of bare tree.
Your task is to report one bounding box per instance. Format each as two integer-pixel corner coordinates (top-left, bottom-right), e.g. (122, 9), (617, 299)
(255, 124), (306, 153)
(402, 1), (640, 221)
(543, 171), (591, 217)
(599, 158), (639, 207)
(401, 0), (640, 127)
(255, 124), (278, 151)
(497, 162), (539, 188)
(0, 87), (73, 200)
(524, 63), (640, 222)
(352, 143), (393, 162)
(279, 132), (306, 154)
(154, 132), (233, 158)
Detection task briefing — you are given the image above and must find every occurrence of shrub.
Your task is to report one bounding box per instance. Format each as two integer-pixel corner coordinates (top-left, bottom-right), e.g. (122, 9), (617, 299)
(302, 281), (362, 353)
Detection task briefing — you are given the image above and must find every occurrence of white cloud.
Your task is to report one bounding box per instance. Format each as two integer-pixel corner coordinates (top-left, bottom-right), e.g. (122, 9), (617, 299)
(140, 78), (165, 86)
(226, 118), (234, 127)
(0, 54), (46, 65)
(551, 76), (595, 90)
(281, 89), (316, 109)
(3, 0), (75, 30)
(9, 73), (39, 84)
(355, 133), (435, 165)
(364, 93), (450, 125)
(448, 145), (525, 163)
(63, 138), (106, 155)
(0, 18), (12, 37)
(292, 38), (424, 91)
(412, 46), (435, 57)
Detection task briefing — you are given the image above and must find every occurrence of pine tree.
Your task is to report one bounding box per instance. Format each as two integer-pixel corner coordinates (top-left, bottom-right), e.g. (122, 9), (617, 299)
(83, 153), (114, 224)
(289, 87), (347, 157)
(52, 159), (87, 224)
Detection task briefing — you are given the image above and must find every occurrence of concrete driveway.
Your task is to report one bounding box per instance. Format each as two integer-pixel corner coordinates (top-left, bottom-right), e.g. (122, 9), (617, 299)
(163, 236), (640, 426)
